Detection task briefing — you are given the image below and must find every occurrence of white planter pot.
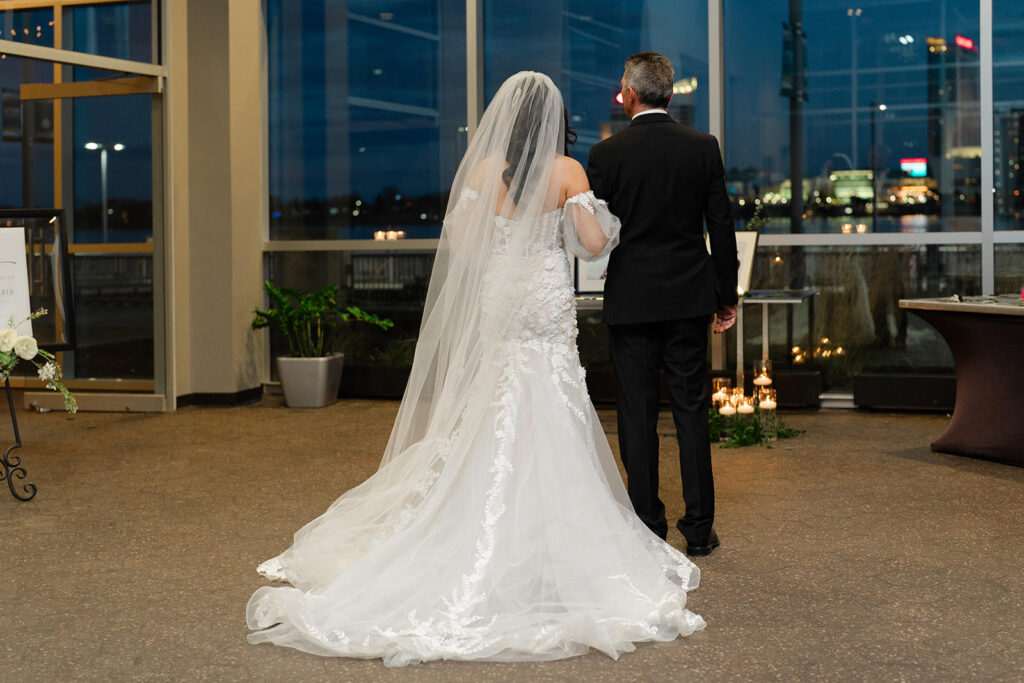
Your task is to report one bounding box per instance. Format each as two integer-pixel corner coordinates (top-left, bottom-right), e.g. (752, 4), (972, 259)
(277, 353), (344, 408)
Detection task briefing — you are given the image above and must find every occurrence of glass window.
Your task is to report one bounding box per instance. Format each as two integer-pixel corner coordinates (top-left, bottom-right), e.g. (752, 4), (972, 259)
(0, 54), (154, 381)
(266, 0), (467, 240)
(725, 0), (981, 234)
(71, 253), (153, 379)
(71, 93), (154, 244)
(994, 0), (1024, 231)
(728, 245), (981, 390)
(0, 56), (55, 209)
(995, 245), (1024, 294)
(0, 8), (54, 48)
(484, 0), (709, 168)
(63, 1), (156, 63)
(264, 250), (434, 376)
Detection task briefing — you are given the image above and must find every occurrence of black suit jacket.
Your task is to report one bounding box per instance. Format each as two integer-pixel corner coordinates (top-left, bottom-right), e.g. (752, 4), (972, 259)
(587, 113), (738, 325)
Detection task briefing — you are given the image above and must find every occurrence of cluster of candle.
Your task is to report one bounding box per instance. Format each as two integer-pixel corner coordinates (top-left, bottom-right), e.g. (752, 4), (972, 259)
(840, 223), (869, 234)
(373, 229), (407, 241)
(712, 379), (777, 415)
(712, 363), (779, 416)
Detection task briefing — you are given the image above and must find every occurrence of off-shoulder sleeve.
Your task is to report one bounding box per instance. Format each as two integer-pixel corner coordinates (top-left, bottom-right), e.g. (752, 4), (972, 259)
(561, 191), (621, 262)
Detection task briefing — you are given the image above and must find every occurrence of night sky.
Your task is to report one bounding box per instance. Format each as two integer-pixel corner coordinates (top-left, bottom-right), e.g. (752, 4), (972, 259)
(3, 1), (1023, 223)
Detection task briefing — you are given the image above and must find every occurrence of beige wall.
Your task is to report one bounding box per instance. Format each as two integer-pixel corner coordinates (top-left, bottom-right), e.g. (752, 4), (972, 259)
(164, 0), (267, 404)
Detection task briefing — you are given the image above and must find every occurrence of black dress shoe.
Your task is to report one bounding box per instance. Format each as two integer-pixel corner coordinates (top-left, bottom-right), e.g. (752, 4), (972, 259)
(684, 529), (720, 557)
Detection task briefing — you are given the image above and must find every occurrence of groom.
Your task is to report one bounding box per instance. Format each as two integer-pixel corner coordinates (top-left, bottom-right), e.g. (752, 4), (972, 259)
(587, 51), (738, 557)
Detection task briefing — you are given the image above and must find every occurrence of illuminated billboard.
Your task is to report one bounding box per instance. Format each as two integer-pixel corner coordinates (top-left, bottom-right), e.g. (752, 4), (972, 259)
(900, 158), (928, 178)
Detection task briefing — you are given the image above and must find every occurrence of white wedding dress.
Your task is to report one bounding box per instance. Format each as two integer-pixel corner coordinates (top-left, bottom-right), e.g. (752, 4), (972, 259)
(247, 72), (705, 667)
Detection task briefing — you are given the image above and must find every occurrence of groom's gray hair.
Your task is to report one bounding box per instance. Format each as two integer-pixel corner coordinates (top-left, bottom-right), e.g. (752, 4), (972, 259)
(623, 52), (674, 108)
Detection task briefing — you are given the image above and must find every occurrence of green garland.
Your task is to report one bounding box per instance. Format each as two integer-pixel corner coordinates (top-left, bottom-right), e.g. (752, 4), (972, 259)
(707, 407), (803, 448)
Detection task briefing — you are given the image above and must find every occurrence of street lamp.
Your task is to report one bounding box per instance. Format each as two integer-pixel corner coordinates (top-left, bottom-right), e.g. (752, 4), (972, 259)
(869, 102), (885, 233)
(82, 141), (125, 242)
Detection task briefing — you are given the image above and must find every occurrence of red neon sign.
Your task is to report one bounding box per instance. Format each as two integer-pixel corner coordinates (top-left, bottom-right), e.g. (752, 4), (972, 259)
(954, 34), (975, 50)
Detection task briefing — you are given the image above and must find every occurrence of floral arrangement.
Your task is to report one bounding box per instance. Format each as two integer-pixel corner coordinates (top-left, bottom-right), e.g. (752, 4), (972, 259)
(0, 309), (77, 413)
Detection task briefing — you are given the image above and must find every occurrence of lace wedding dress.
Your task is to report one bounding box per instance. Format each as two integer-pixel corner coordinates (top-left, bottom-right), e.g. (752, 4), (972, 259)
(246, 72), (705, 666)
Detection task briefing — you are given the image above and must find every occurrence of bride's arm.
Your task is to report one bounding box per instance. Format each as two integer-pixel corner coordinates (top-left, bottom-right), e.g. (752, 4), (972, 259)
(561, 158), (621, 261)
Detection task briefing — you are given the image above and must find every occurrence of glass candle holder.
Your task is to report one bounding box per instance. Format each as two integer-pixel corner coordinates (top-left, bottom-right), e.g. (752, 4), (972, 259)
(720, 387), (743, 416)
(711, 377), (732, 406)
(757, 387), (777, 410)
(737, 395), (755, 414)
(752, 359), (772, 387)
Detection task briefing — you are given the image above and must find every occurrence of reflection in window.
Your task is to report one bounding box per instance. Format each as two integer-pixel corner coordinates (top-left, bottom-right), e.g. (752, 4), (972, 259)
(0, 8), (54, 47)
(994, 1), (1024, 231)
(70, 254), (154, 379)
(266, 0), (467, 240)
(484, 0), (709, 167)
(0, 57), (54, 209)
(738, 245), (980, 390)
(725, 0), (980, 234)
(65, 1), (154, 63)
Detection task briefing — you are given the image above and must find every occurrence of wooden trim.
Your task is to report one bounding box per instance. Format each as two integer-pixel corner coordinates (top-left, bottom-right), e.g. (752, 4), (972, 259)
(8, 377), (154, 391)
(24, 390), (165, 413)
(68, 242), (153, 254)
(20, 76), (161, 100)
(0, 37), (164, 77)
(0, 0), (141, 10)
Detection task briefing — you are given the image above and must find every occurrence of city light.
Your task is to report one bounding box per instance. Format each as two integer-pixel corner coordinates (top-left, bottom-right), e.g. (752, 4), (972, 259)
(672, 77), (698, 95)
(878, 103), (887, 111)
(113, 143), (125, 151)
(85, 142), (100, 150)
(955, 34), (975, 50)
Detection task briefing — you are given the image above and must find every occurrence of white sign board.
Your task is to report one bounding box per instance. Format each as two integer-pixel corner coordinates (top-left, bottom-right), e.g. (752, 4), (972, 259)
(706, 230), (759, 296)
(576, 253), (610, 293)
(0, 228), (33, 335)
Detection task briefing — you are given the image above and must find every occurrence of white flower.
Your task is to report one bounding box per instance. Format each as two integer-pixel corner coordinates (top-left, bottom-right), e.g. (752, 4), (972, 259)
(0, 329), (17, 353)
(13, 335), (38, 361)
(37, 362), (57, 382)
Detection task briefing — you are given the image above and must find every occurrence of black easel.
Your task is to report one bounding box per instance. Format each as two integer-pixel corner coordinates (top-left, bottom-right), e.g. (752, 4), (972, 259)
(1, 378), (35, 501)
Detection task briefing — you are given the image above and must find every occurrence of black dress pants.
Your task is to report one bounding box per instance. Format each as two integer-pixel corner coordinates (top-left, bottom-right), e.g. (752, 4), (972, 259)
(608, 316), (714, 544)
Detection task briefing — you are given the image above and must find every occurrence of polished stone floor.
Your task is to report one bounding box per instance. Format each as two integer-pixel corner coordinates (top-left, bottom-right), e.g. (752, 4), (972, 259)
(1, 396), (1022, 681)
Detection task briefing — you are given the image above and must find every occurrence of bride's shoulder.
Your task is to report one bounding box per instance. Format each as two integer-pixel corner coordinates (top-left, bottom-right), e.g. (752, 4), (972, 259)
(554, 154), (585, 174)
(556, 155), (590, 205)
(556, 155), (588, 186)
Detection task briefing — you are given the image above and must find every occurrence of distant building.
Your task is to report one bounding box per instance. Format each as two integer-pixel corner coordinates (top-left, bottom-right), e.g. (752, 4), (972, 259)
(926, 36), (982, 214)
(994, 109), (1024, 226)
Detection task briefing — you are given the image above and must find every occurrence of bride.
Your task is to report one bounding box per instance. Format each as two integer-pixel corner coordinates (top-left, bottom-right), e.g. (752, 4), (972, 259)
(247, 71), (706, 666)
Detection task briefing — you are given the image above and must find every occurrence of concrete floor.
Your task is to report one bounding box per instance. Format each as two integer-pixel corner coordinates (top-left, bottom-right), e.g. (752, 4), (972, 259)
(1, 396), (1022, 682)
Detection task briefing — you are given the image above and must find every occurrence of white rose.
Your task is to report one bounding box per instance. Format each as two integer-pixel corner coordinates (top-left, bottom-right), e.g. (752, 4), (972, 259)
(0, 328), (17, 354)
(13, 335), (38, 361)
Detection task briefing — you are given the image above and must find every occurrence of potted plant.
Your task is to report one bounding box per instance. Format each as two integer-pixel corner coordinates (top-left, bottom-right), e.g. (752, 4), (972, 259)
(252, 281), (393, 408)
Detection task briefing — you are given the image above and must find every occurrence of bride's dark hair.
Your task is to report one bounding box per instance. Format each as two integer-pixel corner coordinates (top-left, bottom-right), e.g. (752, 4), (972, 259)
(501, 89), (577, 206)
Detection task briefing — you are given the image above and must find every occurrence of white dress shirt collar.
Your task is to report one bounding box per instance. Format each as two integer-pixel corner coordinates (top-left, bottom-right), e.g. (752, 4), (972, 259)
(631, 108), (668, 120)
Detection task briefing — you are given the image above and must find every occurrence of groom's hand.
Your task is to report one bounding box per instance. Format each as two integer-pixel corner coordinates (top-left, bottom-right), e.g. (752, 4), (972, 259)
(713, 305), (737, 334)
